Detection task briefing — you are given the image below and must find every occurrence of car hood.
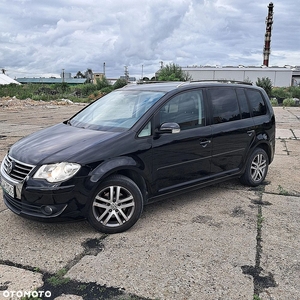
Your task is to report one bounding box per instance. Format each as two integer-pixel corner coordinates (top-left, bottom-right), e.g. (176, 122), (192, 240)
(9, 123), (122, 165)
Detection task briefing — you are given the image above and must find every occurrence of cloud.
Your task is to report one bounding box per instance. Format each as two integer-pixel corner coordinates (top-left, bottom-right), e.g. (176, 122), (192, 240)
(0, 0), (299, 79)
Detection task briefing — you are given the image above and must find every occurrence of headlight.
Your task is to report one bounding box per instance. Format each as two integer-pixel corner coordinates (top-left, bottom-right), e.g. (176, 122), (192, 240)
(33, 162), (81, 182)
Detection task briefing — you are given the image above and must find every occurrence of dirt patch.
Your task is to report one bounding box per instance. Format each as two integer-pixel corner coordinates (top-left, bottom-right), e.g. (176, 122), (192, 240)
(0, 97), (75, 109)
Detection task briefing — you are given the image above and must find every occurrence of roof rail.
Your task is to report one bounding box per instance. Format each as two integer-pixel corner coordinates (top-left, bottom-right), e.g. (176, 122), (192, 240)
(189, 80), (253, 85)
(137, 81), (162, 84)
(136, 80), (185, 87)
(136, 80), (183, 84)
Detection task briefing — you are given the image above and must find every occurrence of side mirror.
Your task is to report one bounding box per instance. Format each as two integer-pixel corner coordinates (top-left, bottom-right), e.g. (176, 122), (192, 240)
(156, 122), (181, 134)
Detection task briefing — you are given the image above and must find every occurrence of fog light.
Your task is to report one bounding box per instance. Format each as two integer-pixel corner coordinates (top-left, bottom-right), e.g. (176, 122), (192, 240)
(42, 205), (55, 216)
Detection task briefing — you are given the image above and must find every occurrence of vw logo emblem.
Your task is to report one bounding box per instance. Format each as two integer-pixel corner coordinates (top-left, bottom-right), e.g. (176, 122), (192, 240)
(6, 161), (14, 175)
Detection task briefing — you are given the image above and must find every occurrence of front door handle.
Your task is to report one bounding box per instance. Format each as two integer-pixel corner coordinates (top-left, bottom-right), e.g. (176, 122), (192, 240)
(200, 139), (211, 147)
(247, 130), (255, 137)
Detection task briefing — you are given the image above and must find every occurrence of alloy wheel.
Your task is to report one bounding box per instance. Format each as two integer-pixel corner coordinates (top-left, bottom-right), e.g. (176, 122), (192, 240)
(92, 185), (135, 228)
(250, 153), (267, 183)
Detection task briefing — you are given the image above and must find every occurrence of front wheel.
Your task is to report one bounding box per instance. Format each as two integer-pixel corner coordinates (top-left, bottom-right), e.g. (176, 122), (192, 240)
(240, 148), (269, 187)
(88, 175), (143, 234)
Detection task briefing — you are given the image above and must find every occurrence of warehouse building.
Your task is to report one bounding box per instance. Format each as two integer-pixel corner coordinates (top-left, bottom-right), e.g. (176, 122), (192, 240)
(182, 66), (295, 87)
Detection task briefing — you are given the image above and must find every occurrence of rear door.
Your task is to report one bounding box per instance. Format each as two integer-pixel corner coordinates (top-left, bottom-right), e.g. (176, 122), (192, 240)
(208, 87), (255, 176)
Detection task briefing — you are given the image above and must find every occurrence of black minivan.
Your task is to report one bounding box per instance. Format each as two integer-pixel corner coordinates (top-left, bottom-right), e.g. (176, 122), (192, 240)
(0, 82), (275, 233)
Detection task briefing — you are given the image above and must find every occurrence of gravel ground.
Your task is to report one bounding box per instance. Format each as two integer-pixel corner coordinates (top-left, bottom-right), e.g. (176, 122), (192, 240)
(0, 103), (299, 300)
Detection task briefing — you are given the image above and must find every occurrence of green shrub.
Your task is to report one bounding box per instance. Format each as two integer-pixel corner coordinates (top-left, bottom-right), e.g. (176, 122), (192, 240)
(113, 78), (128, 89)
(271, 87), (291, 100)
(286, 86), (300, 98)
(96, 76), (110, 90)
(80, 84), (97, 96)
(282, 98), (296, 107)
(100, 86), (114, 94)
(256, 77), (272, 98)
(31, 94), (50, 101)
(270, 98), (278, 106)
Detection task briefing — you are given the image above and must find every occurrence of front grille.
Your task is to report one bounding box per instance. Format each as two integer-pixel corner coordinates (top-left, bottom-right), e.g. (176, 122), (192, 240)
(2, 155), (35, 182)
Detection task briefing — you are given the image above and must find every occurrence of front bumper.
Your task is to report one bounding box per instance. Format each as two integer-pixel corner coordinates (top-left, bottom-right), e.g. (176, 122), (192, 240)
(3, 192), (68, 218)
(0, 156), (87, 221)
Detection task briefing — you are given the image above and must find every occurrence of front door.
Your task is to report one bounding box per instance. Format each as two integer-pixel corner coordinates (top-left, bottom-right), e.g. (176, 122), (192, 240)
(152, 89), (212, 193)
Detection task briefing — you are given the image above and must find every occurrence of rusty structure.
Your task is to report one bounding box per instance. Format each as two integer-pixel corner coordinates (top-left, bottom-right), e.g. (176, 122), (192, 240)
(263, 2), (274, 67)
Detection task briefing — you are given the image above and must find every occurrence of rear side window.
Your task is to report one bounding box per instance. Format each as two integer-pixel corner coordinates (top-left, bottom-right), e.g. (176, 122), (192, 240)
(245, 89), (267, 116)
(209, 88), (240, 124)
(236, 88), (251, 119)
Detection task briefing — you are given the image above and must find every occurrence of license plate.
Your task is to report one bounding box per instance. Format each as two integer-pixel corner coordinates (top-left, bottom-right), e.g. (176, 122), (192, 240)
(0, 176), (15, 198)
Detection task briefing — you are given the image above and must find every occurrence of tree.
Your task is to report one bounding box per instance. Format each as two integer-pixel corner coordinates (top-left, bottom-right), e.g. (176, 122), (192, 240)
(256, 77), (272, 98)
(158, 63), (192, 81)
(96, 76), (110, 90)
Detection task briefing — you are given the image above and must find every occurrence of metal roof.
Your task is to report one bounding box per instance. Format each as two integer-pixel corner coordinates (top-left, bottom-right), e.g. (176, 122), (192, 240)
(0, 74), (21, 85)
(15, 77), (86, 84)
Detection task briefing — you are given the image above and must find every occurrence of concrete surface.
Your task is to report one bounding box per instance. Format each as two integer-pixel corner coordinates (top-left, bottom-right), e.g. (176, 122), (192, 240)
(0, 104), (299, 300)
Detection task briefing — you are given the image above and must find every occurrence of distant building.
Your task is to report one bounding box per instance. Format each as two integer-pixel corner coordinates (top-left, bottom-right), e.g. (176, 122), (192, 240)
(93, 72), (105, 84)
(181, 66), (295, 87)
(120, 75), (137, 82)
(16, 76), (86, 85)
(292, 66), (300, 86)
(0, 74), (21, 85)
(60, 72), (72, 79)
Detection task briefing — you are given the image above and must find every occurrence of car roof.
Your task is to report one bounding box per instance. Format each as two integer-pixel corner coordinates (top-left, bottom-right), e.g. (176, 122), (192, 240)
(121, 81), (255, 93)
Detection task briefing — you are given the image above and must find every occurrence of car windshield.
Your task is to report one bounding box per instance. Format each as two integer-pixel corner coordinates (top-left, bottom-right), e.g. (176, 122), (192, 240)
(69, 90), (165, 131)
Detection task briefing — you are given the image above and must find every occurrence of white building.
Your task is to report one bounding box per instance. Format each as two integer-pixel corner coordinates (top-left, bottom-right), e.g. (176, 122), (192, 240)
(0, 74), (21, 85)
(182, 66), (294, 87)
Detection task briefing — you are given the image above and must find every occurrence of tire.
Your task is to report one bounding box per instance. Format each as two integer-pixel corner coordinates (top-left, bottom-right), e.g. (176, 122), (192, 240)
(87, 174), (143, 234)
(240, 148), (269, 187)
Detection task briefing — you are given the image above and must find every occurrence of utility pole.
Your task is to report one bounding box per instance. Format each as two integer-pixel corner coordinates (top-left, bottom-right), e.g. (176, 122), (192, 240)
(62, 69), (65, 83)
(263, 2), (274, 67)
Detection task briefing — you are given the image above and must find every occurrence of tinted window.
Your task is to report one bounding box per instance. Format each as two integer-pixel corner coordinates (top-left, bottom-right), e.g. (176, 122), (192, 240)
(160, 90), (205, 130)
(209, 88), (240, 124)
(236, 88), (251, 119)
(246, 89), (267, 116)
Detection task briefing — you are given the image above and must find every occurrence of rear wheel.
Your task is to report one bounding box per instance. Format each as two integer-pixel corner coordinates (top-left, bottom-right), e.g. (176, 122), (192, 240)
(88, 175), (143, 234)
(240, 148), (269, 187)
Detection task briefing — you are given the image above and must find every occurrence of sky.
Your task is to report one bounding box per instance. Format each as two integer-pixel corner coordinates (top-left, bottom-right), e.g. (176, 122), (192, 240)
(0, 0), (299, 80)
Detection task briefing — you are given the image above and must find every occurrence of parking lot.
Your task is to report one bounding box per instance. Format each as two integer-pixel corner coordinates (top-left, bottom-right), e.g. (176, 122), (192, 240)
(0, 102), (299, 300)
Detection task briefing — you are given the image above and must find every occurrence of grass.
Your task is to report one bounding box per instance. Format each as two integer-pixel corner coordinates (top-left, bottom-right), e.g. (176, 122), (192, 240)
(277, 185), (289, 196)
(46, 268), (70, 287)
(0, 78), (128, 103)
